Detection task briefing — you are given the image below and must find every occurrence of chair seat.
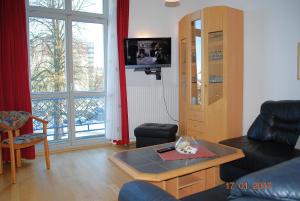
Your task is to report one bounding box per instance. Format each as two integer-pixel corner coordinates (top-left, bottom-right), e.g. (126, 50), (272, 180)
(2, 133), (47, 145)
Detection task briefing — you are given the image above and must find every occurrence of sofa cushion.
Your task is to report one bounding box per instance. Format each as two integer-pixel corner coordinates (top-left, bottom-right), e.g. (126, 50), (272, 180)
(119, 181), (178, 201)
(118, 181), (229, 201)
(247, 100), (300, 147)
(247, 115), (266, 141)
(220, 136), (300, 172)
(261, 100), (300, 122)
(272, 116), (300, 131)
(182, 184), (229, 201)
(228, 157), (300, 201)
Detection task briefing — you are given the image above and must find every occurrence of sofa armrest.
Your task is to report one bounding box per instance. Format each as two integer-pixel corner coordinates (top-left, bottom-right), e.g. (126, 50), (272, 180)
(228, 157), (300, 201)
(118, 181), (178, 201)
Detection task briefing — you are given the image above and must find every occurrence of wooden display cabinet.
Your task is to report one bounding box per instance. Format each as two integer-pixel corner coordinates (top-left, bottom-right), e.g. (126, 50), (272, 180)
(178, 6), (243, 142)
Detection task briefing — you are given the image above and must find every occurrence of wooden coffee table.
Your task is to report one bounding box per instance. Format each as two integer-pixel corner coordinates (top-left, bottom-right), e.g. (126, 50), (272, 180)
(110, 140), (244, 199)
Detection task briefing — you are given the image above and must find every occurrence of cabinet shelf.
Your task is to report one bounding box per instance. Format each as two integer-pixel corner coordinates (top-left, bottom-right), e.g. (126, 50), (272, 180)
(209, 76), (223, 83)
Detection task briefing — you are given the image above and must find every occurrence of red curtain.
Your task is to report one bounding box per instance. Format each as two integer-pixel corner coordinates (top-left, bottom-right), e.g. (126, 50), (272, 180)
(0, 0), (35, 160)
(115, 0), (130, 145)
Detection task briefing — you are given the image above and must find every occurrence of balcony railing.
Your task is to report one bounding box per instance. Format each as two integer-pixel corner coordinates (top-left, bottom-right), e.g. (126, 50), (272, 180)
(32, 96), (105, 141)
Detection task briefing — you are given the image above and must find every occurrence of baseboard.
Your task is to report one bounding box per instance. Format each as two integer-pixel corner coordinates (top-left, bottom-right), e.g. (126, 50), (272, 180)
(36, 141), (136, 156)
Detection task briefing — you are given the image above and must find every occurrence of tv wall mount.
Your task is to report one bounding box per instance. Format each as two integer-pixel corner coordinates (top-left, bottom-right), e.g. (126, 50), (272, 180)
(134, 67), (162, 80)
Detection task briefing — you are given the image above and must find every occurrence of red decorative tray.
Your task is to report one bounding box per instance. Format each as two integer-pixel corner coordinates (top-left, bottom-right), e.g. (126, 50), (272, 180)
(158, 145), (216, 161)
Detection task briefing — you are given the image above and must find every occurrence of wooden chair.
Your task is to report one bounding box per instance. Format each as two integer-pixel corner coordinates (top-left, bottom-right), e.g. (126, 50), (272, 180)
(0, 111), (50, 183)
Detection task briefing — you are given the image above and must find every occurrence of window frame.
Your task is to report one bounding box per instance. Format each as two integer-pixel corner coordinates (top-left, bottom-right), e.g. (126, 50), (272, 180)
(26, 0), (108, 148)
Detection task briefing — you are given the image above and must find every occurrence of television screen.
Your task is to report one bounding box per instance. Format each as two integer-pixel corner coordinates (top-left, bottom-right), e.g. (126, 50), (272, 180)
(124, 37), (171, 68)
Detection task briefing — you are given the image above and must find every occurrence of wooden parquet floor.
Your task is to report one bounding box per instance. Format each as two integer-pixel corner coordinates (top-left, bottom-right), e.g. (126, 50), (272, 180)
(0, 145), (133, 201)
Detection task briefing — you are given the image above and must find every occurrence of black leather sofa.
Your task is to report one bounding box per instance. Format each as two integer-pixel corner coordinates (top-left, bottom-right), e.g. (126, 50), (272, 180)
(220, 100), (300, 181)
(119, 157), (300, 201)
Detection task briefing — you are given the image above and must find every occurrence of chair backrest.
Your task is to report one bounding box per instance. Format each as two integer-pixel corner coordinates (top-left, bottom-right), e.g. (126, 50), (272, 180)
(0, 111), (30, 131)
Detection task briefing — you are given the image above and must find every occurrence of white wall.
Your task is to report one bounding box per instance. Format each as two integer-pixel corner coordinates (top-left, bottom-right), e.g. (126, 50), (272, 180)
(127, 0), (300, 138)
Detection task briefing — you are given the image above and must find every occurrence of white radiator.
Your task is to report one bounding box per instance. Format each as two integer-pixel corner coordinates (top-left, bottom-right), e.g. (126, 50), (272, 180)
(127, 86), (179, 139)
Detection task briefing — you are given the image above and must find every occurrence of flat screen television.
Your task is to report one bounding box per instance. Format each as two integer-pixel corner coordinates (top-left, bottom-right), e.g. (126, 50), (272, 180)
(124, 37), (171, 69)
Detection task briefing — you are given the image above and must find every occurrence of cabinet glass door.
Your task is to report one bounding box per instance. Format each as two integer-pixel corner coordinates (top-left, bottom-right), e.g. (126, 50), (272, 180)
(207, 31), (223, 104)
(190, 20), (202, 105)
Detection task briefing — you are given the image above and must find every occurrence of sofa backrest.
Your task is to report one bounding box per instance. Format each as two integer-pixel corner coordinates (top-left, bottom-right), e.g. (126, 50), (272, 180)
(247, 100), (300, 147)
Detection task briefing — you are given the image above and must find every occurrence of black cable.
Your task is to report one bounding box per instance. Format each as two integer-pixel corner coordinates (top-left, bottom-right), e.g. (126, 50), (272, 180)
(161, 72), (179, 123)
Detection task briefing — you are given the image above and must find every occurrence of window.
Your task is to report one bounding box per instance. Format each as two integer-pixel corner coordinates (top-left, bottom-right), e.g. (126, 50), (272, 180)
(27, 0), (107, 145)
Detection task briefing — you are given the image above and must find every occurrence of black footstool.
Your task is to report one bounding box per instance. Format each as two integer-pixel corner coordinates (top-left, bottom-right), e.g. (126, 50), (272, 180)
(134, 123), (178, 148)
